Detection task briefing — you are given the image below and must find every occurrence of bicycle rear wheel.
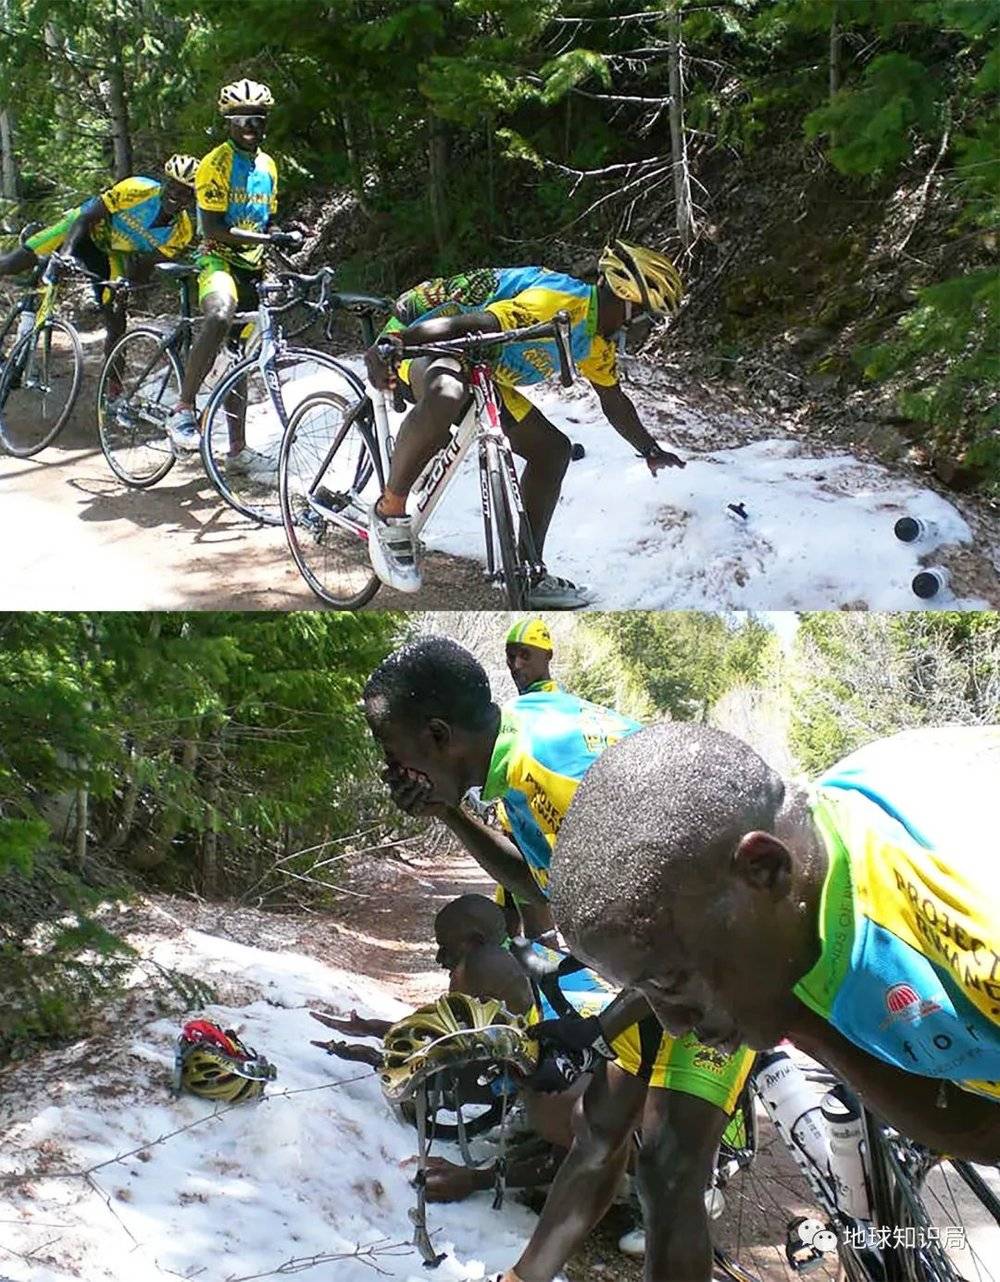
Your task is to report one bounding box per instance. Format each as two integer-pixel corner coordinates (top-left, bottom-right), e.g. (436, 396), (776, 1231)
(97, 325), (179, 487)
(201, 347), (362, 525)
(0, 318), (82, 457)
(486, 441), (529, 608)
(278, 389), (383, 609)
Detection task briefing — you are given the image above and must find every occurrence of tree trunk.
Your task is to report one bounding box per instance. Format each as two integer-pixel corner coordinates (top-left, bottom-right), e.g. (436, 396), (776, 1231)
(0, 109), (18, 204)
(199, 732), (223, 898)
(829, 5), (842, 98)
(43, 24), (74, 152)
(74, 787), (89, 865)
(428, 114), (449, 255)
(104, 26), (132, 179)
(667, 10), (695, 249)
(104, 741), (141, 852)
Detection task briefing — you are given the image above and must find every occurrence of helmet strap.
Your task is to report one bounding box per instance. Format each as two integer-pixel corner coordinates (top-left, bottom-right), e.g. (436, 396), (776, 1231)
(491, 1082), (512, 1211)
(410, 1083), (446, 1268)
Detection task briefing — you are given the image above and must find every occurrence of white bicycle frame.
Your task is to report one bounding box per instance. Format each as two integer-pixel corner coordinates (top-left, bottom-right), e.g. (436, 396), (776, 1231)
(355, 363), (534, 568)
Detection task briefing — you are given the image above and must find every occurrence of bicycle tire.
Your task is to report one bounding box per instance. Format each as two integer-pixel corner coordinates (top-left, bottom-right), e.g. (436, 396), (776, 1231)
(486, 441), (528, 608)
(201, 346), (363, 525)
(97, 325), (180, 487)
(278, 389), (383, 609)
(0, 304), (22, 367)
(0, 317), (82, 457)
(867, 1120), (1000, 1282)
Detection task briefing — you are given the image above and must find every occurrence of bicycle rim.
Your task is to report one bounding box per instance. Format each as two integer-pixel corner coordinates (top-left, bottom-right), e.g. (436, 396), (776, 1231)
(202, 347), (363, 525)
(871, 1125), (1000, 1282)
(278, 390), (382, 608)
(486, 444), (528, 608)
(0, 318), (82, 457)
(97, 326), (179, 487)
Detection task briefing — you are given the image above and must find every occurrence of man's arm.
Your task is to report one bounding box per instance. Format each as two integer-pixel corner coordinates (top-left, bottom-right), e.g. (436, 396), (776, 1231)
(200, 207), (283, 251)
(366, 310), (502, 389)
(60, 200), (108, 260)
(438, 805), (548, 906)
(592, 380), (684, 473)
(791, 1005), (1000, 1164)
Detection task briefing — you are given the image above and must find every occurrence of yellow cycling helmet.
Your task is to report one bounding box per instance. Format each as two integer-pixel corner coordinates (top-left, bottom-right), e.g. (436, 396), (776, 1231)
(164, 154), (198, 188)
(380, 993), (538, 1104)
(173, 1019), (277, 1103)
(599, 239), (684, 317)
(218, 78), (274, 115)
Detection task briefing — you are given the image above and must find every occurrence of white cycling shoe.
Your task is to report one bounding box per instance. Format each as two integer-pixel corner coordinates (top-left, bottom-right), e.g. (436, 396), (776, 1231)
(525, 571), (593, 610)
(226, 446), (274, 476)
(368, 505), (422, 594)
(618, 1188), (726, 1257)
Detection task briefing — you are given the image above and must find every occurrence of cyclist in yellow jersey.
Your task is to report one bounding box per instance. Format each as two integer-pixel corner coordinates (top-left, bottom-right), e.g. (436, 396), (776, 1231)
(364, 638), (756, 1282)
(0, 155), (197, 361)
(362, 243), (686, 608)
(546, 722), (1000, 1171)
(167, 79), (309, 464)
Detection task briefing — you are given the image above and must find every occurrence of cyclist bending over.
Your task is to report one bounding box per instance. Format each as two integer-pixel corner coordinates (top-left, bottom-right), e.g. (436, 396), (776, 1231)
(167, 78), (308, 466)
(548, 722), (1000, 1166)
(363, 244), (686, 609)
(0, 154), (197, 362)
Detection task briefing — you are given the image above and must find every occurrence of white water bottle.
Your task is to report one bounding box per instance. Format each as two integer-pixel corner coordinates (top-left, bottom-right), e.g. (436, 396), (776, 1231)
(894, 516), (939, 545)
(821, 1085), (871, 1220)
(14, 310), (34, 343)
(755, 1050), (831, 1180)
(912, 567), (950, 599)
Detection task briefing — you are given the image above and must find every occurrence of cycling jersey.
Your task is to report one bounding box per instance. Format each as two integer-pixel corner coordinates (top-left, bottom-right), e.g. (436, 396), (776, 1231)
(383, 265), (618, 423)
(481, 689), (640, 896)
(93, 177), (193, 257)
(195, 141), (277, 271)
(794, 726), (1000, 1099)
(523, 678), (559, 694)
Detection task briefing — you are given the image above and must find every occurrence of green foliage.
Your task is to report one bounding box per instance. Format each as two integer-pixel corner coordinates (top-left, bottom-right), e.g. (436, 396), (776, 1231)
(789, 613), (1000, 774)
(563, 613), (774, 722)
(805, 54), (938, 175)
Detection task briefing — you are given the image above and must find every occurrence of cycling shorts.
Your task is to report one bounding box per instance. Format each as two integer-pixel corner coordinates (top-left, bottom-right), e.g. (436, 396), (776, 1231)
(26, 211), (126, 306)
(611, 1018), (755, 1115)
(196, 253), (261, 310)
(396, 356), (534, 424)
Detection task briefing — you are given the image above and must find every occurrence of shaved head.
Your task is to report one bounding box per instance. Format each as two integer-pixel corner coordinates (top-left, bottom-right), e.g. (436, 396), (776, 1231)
(552, 722), (786, 956)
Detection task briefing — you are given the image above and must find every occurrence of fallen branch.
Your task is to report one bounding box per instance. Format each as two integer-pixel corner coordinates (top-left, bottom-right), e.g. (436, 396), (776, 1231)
(224, 1238), (413, 1281)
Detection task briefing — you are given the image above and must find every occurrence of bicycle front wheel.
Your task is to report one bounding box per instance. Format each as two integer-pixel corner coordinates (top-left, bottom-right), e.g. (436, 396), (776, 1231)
(97, 325), (180, 487)
(486, 442), (528, 608)
(869, 1123), (1000, 1282)
(278, 390), (383, 609)
(201, 347), (363, 525)
(0, 318), (83, 457)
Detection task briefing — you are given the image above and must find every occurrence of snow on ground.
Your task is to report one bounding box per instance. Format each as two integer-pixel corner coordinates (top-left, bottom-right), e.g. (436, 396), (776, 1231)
(0, 930), (558, 1282)
(415, 375), (986, 610)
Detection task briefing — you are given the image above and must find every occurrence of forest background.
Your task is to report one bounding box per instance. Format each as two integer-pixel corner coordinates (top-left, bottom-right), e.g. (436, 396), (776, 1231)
(1, 607), (998, 1065)
(0, 0), (997, 490)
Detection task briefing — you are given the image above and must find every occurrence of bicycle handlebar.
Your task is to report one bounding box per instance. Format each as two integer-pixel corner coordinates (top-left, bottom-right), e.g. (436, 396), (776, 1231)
(376, 309), (577, 388)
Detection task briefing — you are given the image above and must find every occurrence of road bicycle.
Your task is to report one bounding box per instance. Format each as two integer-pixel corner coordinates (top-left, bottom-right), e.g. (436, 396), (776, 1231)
(0, 247), (88, 457)
(277, 311), (575, 609)
(97, 263), (381, 525)
(707, 1050), (1000, 1282)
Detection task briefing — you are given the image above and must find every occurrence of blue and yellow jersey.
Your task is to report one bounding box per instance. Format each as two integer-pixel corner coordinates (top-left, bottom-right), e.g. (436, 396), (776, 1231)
(484, 268), (618, 392)
(481, 690), (641, 897)
(92, 176), (193, 258)
(382, 266), (618, 422)
(794, 726), (1000, 1099)
(195, 141), (277, 271)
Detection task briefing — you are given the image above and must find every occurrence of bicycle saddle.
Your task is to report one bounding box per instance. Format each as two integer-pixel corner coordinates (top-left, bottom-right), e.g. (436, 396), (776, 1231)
(329, 291), (392, 314)
(156, 262), (200, 279)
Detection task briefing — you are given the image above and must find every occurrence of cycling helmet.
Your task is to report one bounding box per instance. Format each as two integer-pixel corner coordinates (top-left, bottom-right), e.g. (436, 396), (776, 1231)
(380, 993), (537, 1103)
(505, 618), (553, 652)
(163, 154), (198, 188)
(599, 239), (684, 316)
(173, 1019), (277, 1103)
(218, 79), (274, 116)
